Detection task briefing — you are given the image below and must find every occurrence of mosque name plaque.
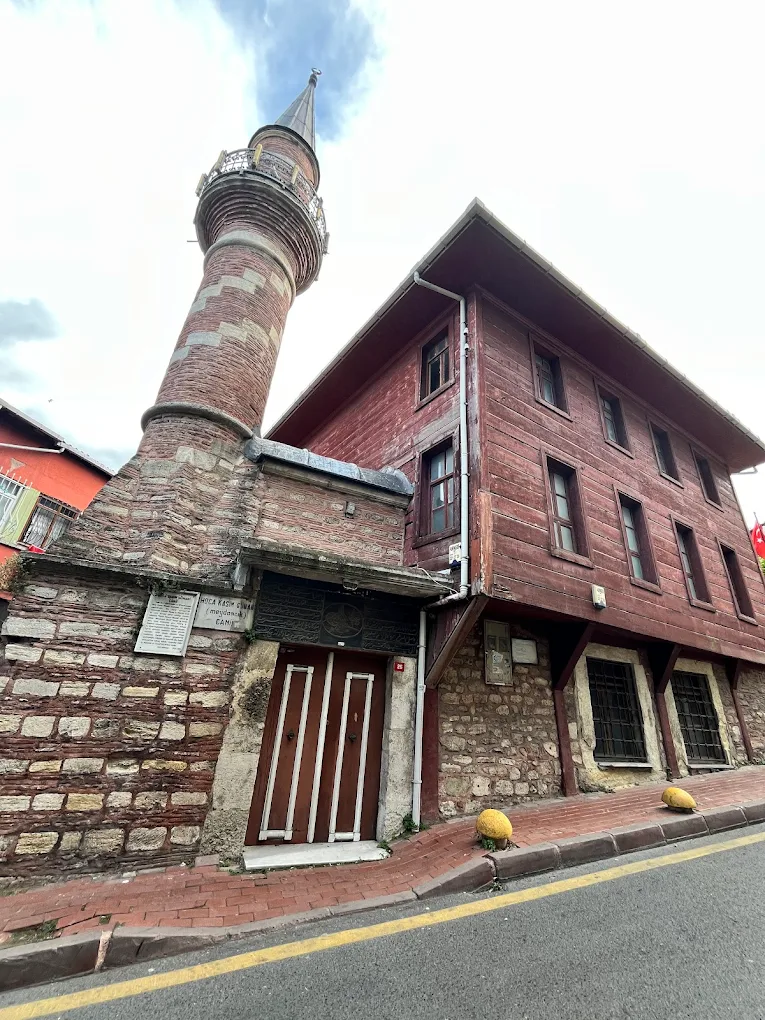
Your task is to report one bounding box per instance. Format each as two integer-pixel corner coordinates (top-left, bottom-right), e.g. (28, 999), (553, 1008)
(194, 595), (255, 632)
(135, 591), (200, 656)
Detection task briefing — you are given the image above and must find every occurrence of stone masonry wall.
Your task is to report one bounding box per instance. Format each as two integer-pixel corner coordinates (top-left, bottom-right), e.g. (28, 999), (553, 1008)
(0, 570), (244, 875)
(437, 622), (561, 817)
(737, 666), (765, 762)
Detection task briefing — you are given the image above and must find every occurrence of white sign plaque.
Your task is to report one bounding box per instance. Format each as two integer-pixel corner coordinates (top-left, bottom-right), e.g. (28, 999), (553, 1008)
(135, 591), (200, 657)
(511, 638), (538, 664)
(194, 594), (255, 632)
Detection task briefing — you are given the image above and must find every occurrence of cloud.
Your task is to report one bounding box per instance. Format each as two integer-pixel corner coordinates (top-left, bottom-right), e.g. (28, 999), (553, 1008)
(211, 0), (376, 138)
(0, 298), (57, 344)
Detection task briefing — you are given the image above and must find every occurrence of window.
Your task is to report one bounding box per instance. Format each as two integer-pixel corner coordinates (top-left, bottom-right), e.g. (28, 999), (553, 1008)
(597, 388), (630, 450)
(423, 443), (455, 536)
(650, 424), (680, 482)
(587, 658), (647, 763)
(719, 543), (755, 620)
(531, 338), (567, 413)
(420, 331), (450, 399)
(545, 456), (590, 562)
(0, 474), (24, 529)
(617, 494), (659, 587)
(693, 451), (721, 506)
(671, 671), (726, 765)
(674, 521), (711, 605)
(21, 496), (78, 550)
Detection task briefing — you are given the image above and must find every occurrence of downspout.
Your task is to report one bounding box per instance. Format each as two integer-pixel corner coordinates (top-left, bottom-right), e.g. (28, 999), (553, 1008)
(412, 272), (469, 607)
(410, 273), (471, 826)
(411, 608), (427, 827)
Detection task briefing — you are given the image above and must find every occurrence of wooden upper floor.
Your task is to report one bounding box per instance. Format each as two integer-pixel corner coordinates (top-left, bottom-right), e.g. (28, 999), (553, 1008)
(269, 202), (765, 664)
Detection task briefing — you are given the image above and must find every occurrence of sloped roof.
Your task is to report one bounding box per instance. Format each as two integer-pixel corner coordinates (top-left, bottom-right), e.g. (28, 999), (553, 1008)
(0, 399), (113, 477)
(268, 199), (765, 473)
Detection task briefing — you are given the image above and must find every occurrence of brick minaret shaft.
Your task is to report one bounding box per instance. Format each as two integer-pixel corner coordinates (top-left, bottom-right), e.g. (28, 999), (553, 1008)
(56, 74), (327, 575)
(142, 71), (325, 452)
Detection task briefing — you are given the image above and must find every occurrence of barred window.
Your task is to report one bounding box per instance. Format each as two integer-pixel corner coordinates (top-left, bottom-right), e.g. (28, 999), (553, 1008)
(21, 496), (78, 550)
(587, 658), (647, 763)
(671, 671), (726, 765)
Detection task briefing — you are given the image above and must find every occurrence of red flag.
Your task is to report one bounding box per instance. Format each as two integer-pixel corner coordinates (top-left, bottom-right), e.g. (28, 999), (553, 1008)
(751, 521), (765, 558)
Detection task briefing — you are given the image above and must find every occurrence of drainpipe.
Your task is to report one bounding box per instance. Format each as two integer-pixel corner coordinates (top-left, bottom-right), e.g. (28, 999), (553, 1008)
(411, 608), (427, 827)
(0, 442), (65, 454)
(412, 272), (469, 608)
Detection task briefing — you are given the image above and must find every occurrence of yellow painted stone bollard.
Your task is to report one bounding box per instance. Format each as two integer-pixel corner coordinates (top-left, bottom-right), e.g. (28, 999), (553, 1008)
(476, 809), (513, 850)
(662, 787), (697, 813)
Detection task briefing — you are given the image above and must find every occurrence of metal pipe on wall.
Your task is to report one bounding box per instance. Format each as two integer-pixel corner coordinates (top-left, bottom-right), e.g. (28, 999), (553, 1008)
(411, 609), (427, 827)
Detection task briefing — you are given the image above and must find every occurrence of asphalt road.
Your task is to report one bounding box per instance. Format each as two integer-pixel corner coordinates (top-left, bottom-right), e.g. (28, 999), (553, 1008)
(3, 824), (765, 1020)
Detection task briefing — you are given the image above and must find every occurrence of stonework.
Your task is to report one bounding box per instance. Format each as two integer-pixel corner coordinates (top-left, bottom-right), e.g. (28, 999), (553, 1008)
(436, 623), (561, 817)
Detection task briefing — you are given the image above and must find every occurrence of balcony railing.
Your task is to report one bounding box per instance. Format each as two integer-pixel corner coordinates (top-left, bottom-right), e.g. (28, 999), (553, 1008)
(197, 148), (328, 252)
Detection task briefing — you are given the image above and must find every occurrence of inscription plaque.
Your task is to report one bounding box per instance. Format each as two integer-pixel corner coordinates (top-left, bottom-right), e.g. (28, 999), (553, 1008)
(511, 638), (538, 664)
(194, 594), (255, 632)
(135, 591), (200, 656)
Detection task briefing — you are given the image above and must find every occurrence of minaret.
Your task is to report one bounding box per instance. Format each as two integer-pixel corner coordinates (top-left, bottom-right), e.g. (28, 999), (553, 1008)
(54, 74), (327, 573)
(140, 70), (326, 453)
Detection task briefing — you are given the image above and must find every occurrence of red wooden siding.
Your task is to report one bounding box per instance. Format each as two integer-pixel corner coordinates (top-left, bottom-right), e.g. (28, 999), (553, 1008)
(481, 293), (765, 664)
(301, 309), (464, 573)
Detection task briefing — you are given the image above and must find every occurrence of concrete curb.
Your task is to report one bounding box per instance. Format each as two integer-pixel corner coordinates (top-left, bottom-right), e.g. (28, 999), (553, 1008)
(2, 799), (764, 992)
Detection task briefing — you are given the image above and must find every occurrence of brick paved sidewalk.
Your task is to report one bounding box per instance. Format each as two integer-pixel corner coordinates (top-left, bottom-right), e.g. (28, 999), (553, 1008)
(1, 766), (763, 940)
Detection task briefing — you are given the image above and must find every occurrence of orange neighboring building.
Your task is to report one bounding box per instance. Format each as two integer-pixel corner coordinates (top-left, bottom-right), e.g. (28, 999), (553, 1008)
(0, 399), (112, 612)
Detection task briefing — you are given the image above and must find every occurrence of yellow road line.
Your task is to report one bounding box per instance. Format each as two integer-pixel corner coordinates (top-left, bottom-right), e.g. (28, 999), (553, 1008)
(3, 828), (764, 1020)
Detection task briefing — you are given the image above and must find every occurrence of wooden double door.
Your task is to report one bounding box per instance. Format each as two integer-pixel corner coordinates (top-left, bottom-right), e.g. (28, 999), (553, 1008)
(245, 647), (386, 846)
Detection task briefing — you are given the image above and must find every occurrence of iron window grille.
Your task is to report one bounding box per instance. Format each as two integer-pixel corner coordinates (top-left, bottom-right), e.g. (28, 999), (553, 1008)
(650, 424), (680, 482)
(671, 670), (726, 765)
(21, 495), (78, 550)
(587, 657), (648, 763)
(425, 444), (455, 535)
(421, 331), (450, 399)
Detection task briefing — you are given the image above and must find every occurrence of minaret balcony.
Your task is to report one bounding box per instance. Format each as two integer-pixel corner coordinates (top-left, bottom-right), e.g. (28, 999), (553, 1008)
(197, 148), (328, 253)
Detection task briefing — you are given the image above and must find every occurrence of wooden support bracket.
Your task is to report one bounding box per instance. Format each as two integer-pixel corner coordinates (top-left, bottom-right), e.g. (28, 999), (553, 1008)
(425, 594), (488, 689)
(646, 641), (681, 779)
(549, 620), (594, 798)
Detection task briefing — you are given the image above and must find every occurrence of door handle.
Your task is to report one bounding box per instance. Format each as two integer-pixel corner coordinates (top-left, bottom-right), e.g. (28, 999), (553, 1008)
(348, 733), (357, 743)
(286, 730), (295, 741)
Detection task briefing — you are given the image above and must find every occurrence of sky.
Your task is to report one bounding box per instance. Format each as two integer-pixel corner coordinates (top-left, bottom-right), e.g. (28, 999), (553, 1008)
(0, 0), (763, 522)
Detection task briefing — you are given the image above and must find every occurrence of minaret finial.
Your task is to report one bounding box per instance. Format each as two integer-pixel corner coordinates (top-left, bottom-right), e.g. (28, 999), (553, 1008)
(309, 68), (321, 87)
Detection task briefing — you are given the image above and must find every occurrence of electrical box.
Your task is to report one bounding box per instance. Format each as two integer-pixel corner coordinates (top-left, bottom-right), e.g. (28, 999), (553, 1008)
(484, 619), (513, 685)
(591, 584), (607, 609)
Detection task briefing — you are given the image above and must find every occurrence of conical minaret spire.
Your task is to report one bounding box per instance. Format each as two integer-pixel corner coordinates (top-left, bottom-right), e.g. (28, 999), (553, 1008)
(275, 69), (319, 152)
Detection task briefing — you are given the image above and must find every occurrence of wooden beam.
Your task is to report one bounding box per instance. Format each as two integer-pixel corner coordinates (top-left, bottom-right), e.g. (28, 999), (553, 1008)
(425, 594), (488, 688)
(550, 621), (595, 690)
(547, 620), (594, 798)
(646, 642), (681, 779)
(726, 657), (755, 762)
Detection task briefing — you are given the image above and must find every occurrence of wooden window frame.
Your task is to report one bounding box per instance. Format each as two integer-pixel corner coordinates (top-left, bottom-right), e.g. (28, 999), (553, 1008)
(649, 422), (683, 487)
(529, 335), (571, 420)
(692, 449), (723, 510)
(671, 515), (714, 611)
(717, 539), (757, 624)
(413, 434), (460, 548)
(614, 487), (661, 593)
(595, 382), (632, 456)
(417, 323), (455, 408)
(541, 450), (593, 568)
